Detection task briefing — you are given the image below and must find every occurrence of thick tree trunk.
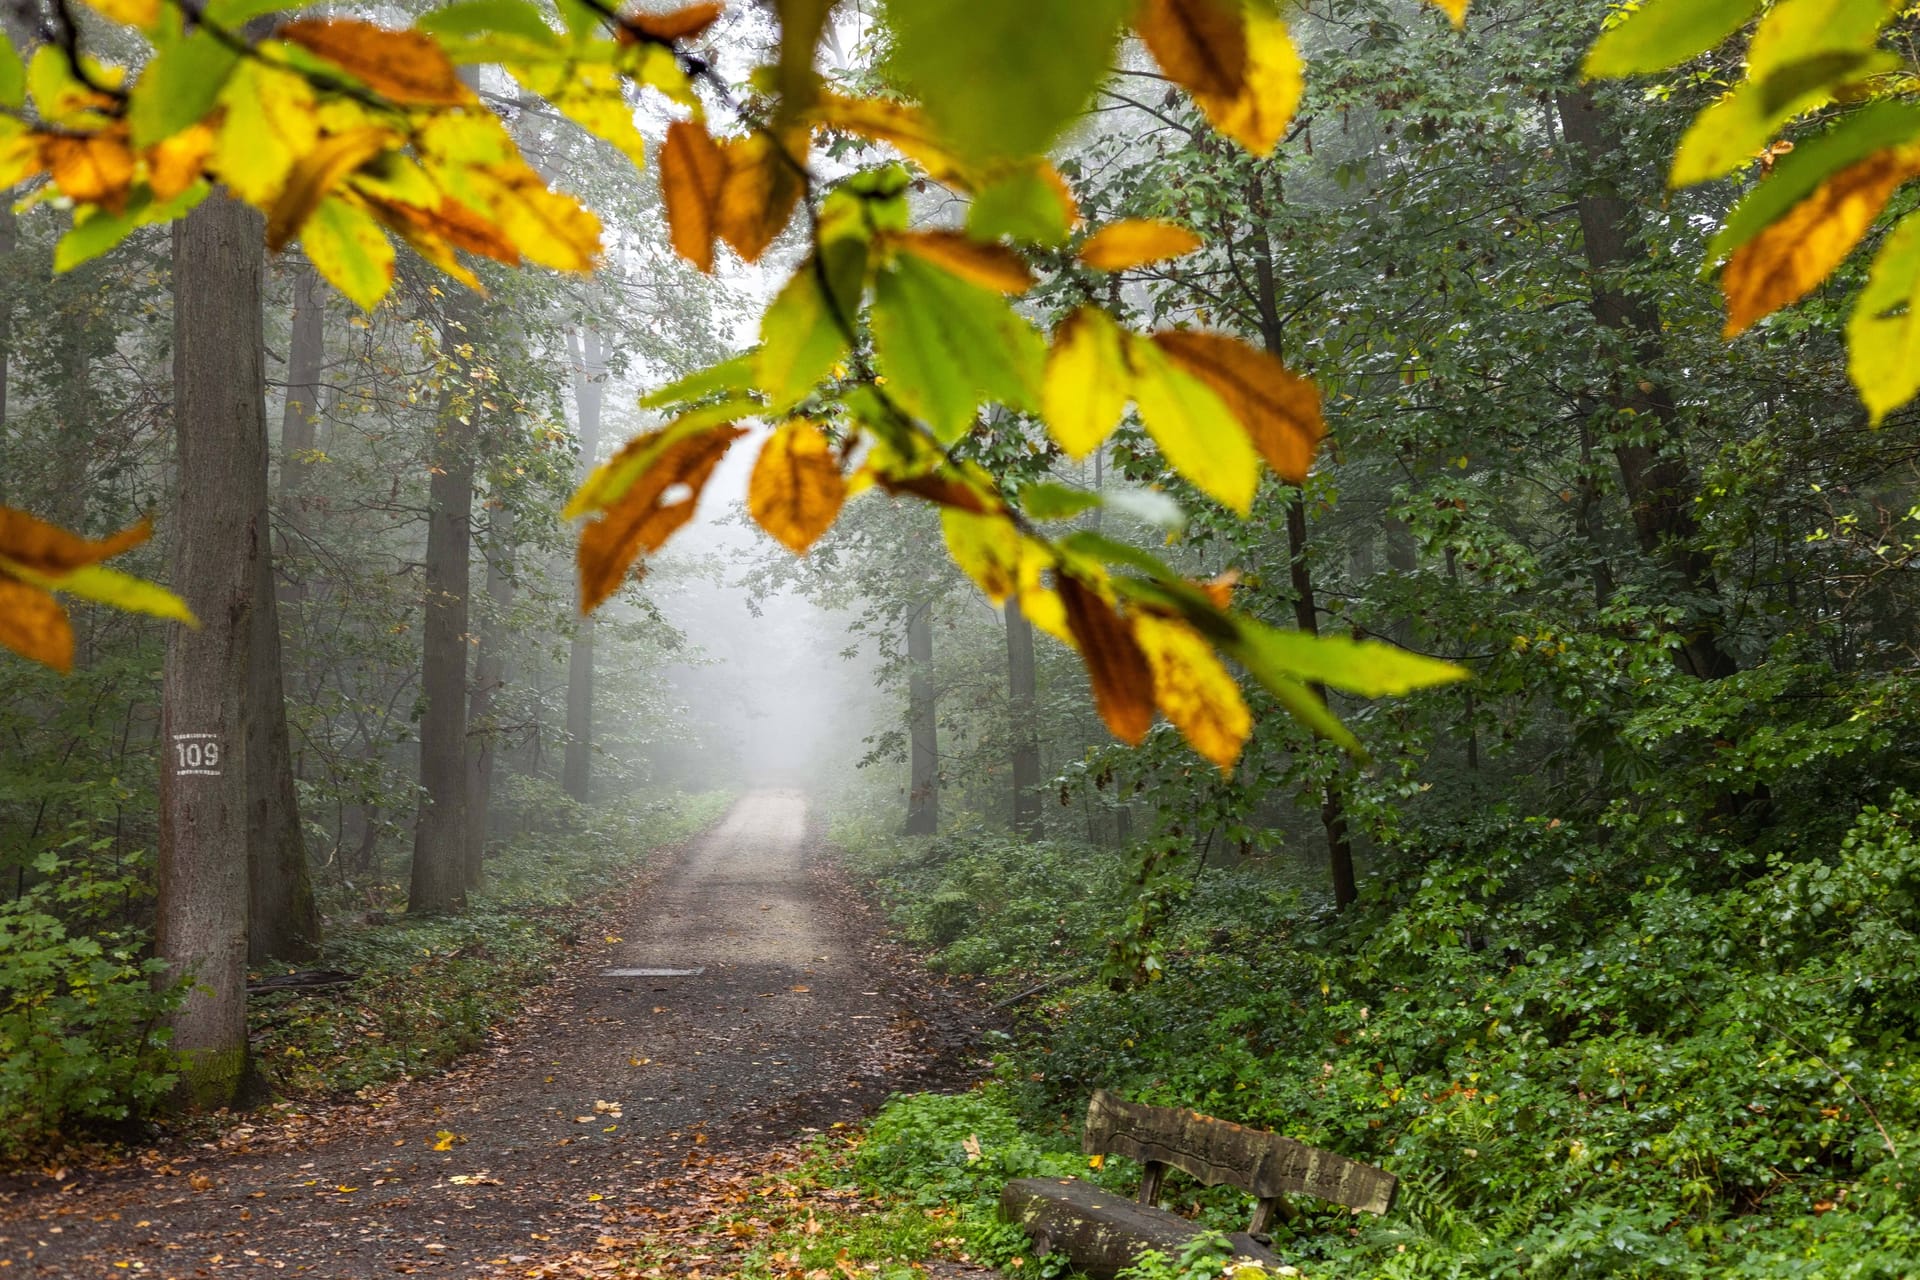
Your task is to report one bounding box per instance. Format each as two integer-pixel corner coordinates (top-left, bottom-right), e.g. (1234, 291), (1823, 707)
(247, 535), (319, 960)
(408, 313), (476, 916)
(276, 261), (325, 607)
(905, 601), (938, 836)
(465, 500), (514, 890)
(1556, 88), (1738, 681)
(159, 197), (268, 1107)
(562, 328), (604, 803)
(0, 203), (12, 450)
(1006, 595), (1042, 837)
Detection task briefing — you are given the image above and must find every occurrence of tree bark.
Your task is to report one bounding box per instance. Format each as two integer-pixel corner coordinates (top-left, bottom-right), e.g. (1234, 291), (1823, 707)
(158, 196), (268, 1107)
(1556, 88), (1738, 681)
(465, 500), (514, 890)
(562, 328), (604, 804)
(408, 306), (477, 916)
(1006, 594), (1042, 837)
(905, 601), (938, 836)
(276, 260), (325, 608)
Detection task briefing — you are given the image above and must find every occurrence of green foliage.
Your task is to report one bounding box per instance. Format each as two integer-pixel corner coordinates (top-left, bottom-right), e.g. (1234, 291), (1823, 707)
(0, 853), (182, 1155)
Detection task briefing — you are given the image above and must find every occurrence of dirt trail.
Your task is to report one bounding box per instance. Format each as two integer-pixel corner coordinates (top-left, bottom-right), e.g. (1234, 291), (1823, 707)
(0, 790), (980, 1278)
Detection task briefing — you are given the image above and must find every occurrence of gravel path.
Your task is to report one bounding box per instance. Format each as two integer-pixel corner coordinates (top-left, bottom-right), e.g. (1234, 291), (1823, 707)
(0, 790), (980, 1278)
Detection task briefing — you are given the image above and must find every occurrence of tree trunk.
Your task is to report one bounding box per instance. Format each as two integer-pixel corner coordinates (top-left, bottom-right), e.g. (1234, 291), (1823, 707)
(562, 328), (604, 803)
(1556, 87), (1738, 681)
(465, 500), (514, 890)
(1248, 171), (1358, 911)
(276, 261), (325, 608)
(158, 196), (268, 1107)
(0, 202), (13, 452)
(905, 601), (938, 836)
(408, 310), (476, 916)
(1006, 594), (1042, 837)
(247, 525), (319, 960)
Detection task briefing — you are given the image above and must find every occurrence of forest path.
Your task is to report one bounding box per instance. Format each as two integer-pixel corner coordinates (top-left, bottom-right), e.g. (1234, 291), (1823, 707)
(0, 790), (980, 1278)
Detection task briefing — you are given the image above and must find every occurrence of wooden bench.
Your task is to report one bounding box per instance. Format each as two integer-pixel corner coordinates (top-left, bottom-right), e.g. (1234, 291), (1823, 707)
(1000, 1090), (1398, 1280)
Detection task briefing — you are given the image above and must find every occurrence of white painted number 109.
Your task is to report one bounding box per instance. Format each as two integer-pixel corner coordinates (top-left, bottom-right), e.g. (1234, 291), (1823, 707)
(175, 741), (220, 769)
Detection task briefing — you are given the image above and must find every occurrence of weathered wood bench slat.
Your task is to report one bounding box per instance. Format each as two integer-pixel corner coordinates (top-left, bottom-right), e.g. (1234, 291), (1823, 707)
(1001, 1176), (1278, 1280)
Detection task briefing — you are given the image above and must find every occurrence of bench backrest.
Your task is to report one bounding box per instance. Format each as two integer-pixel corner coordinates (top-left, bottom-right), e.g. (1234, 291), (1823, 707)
(1082, 1090), (1397, 1217)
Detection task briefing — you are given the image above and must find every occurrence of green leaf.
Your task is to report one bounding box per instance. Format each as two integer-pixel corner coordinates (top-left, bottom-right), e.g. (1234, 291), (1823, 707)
(1670, 62), (1887, 187)
(42, 565), (197, 626)
(871, 253), (1044, 443)
(885, 0), (1132, 162)
(0, 30), (24, 111)
(55, 182), (209, 273)
(1583, 0), (1762, 79)
(969, 168), (1074, 246)
(757, 246), (864, 414)
(1254, 670), (1363, 755)
(1746, 0), (1899, 82)
(1229, 619), (1469, 698)
(1847, 208), (1920, 424)
(205, 0), (315, 25)
(1018, 481), (1101, 521)
(1126, 335), (1260, 515)
(1061, 530), (1181, 583)
(1707, 101), (1920, 262)
(300, 197), (396, 311)
(640, 353), (757, 411)
(129, 30), (240, 148)
(416, 0), (557, 44)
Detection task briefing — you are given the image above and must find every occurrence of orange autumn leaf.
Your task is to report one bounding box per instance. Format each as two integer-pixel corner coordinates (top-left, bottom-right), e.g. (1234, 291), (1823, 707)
(1152, 328), (1325, 483)
(715, 131), (805, 263)
(41, 132), (137, 212)
(145, 123), (216, 201)
(279, 19), (472, 107)
(626, 1), (725, 42)
(0, 508), (152, 576)
(1078, 218), (1204, 272)
(368, 195), (522, 266)
(1135, 0), (1248, 104)
(267, 127), (397, 252)
(577, 426), (745, 612)
(1132, 612), (1251, 771)
(0, 576), (74, 673)
(873, 469), (1003, 516)
(892, 230), (1034, 293)
(661, 119), (727, 272)
(748, 420), (846, 554)
(1723, 147), (1920, 337)
(1057, 572), (1154, 746)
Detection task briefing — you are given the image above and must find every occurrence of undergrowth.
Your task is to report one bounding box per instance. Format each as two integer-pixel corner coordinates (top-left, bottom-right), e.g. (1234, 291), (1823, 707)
(250, 788), (730, 1099)
(832, 794), (1920, 1279)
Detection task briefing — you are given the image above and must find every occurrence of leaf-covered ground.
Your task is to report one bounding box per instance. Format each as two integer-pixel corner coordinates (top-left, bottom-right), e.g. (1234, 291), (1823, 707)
(0, 792), (986, 1276)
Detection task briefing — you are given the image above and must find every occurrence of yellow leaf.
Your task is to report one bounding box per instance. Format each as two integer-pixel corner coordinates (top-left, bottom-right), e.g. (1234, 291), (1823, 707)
(941, 509), (1022, 604)
(145, 123), (216, 202)
(0, 575), (73, 673)
(1078, 218), (1203, 272)
(213, 60), (318, 207)
(1201, 10), (1304, 157)
(431, 1130), (459, 1151)
(301, 196), (397, 311)
(22, 564), (196, 626)
(41, 131), (136, 212)
(1043, 306), (1133, 458)
(892, 230), (1034, 294)
(1127, 334), (1261, 515)
(1427, 0), (1469, 27)
(577, 426), (746, 611)
(266, 127), (397, 252)
(1723, 146), (1920, 337)
(1151, 329), (1324, 483)
(81, 0), (159, 27)
(1057, 573), (1154, 746)
(660, 119), (726, 272)
(1132, 613), (1251, 771)
(513, 62), (648, 172)
(748, 420), (846, 554)
(279, 18), (472, 106)
(466, 162), (602, 273)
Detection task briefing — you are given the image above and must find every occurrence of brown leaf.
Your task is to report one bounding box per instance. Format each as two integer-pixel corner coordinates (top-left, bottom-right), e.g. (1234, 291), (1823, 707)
(1723, 147), (1920, 337)
(874, 470), (1000, 515)
(891, 230), (1034, 293)
(279, 19), (472, 106)
(0, 576), (74, 673)
(661, 120), (728, 272)
(1057, 573), (1154, 746)
(368, 195), (521, 265)
(41, 132), (137, 213)
(626, 1), (725, 41)
(0, 507), (151, 576)
(1135, 0), (1248, 104)
(715, 130), (806, 263)
(749, 420), (845, 554)
(267, 127), (396, 252)
(577, 426), (745, 612)
(771, 0), (838, 115)
(1078, 218), (1203, 272)
(1152, 328), (1324, 483)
